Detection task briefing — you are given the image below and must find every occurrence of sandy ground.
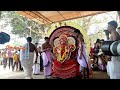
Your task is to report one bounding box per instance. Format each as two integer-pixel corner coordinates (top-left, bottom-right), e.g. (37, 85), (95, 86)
(0, 65), (45, 79)
(0, 65), (109, 79)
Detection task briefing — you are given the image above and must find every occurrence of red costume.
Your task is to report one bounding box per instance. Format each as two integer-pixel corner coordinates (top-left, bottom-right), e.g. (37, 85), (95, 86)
(49, 26), (82, 79)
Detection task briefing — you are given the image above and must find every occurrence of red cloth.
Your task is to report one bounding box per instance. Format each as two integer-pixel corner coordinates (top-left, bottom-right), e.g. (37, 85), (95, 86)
(52, 59), (80, 79)
(90, 47), (94, 54)
(52, 39), (80, 79)
(70, 48), (78, 59)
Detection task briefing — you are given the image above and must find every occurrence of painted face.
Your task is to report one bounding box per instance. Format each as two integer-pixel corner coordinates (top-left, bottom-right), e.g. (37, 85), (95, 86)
(59, 35), (68, 46)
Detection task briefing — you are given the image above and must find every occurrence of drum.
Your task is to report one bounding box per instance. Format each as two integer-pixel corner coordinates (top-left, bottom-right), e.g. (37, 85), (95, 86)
(101, 41), (114, 55)
(101, 40), (120, 56)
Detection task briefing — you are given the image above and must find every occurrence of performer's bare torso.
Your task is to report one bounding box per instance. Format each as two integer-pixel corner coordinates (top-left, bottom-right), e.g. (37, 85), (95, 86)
(29, 43), (37, 52)
(42, 42), (51, 50)
(110, 31), (120, 41)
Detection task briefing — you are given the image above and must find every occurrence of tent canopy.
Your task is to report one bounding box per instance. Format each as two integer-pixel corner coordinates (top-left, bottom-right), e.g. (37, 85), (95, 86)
(17, 11), (109, 25)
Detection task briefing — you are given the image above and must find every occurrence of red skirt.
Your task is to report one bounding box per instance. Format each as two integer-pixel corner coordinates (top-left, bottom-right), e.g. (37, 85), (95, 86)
(52, 59), (80, 79)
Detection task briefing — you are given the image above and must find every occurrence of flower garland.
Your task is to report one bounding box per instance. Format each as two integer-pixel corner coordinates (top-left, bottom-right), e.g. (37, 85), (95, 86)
(57, 47), (67, 61)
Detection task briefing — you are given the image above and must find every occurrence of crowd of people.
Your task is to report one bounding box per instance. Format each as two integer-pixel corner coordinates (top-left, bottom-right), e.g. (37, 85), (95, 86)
(89, 39), (107, 72)
(90, 20), (120, 79)
(1, 20), (120, 79)
(0, 42), (44, 78)
(0, 49), (23, 71)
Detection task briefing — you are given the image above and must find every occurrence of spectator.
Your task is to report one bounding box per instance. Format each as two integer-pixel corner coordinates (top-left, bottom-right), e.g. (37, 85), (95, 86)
(8, 49), (13, 69)
(20, 37), (38, 79)
(107, 20), (120, 79)
(12, 51), (19, 71)
(41, 37), (53, 79)
(0, 51), (3, 65)
(2, 49), (7, 69)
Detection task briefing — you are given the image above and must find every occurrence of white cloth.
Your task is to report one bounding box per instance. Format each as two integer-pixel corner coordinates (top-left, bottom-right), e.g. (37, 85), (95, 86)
(21, 52), (34, 79)
(98, 58), (106, 70)
(33, 52), (40, 63)
(107, 61), (111, 76)
(0, 58), (3, 61)
(107, 56), (120, 79)
(32, 63), (40, 75)
(41, 51), (53, 76)
(98, 49), (103, 56)
(98, 58), (102, 65)
(77, 44), (89, 72)
(20, 43), (29, 61)
(41, 52), (49, 67)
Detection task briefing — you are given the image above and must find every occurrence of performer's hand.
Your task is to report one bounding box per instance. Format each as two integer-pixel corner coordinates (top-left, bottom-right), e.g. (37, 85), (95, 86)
(35, 60), (37, 63)
(106, 56), (111, 61)
(79, 56), (82, 59)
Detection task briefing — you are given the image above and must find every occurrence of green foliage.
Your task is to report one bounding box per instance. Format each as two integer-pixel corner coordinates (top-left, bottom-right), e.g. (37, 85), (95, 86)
(0, 11), (118, 44)
(0, 11), (50, 43)
(62, 11), (117, 44)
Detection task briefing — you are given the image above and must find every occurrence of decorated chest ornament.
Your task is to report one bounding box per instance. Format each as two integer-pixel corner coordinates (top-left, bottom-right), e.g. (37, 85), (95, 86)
(53, 34), (76, 63)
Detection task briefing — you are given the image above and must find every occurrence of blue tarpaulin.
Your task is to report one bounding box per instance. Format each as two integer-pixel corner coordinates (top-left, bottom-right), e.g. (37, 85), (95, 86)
(0, 32), (10, 44)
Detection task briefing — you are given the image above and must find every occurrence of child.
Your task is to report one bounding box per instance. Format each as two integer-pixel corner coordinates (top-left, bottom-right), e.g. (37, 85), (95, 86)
(12, 51), (19, 71)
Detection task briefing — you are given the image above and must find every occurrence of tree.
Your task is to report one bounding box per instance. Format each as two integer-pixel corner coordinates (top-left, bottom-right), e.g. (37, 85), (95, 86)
(59, 11), (117, 44)
(1, 11), (117, 44)
(0, 11), (50, 43)
(0, 11), (11, 31)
